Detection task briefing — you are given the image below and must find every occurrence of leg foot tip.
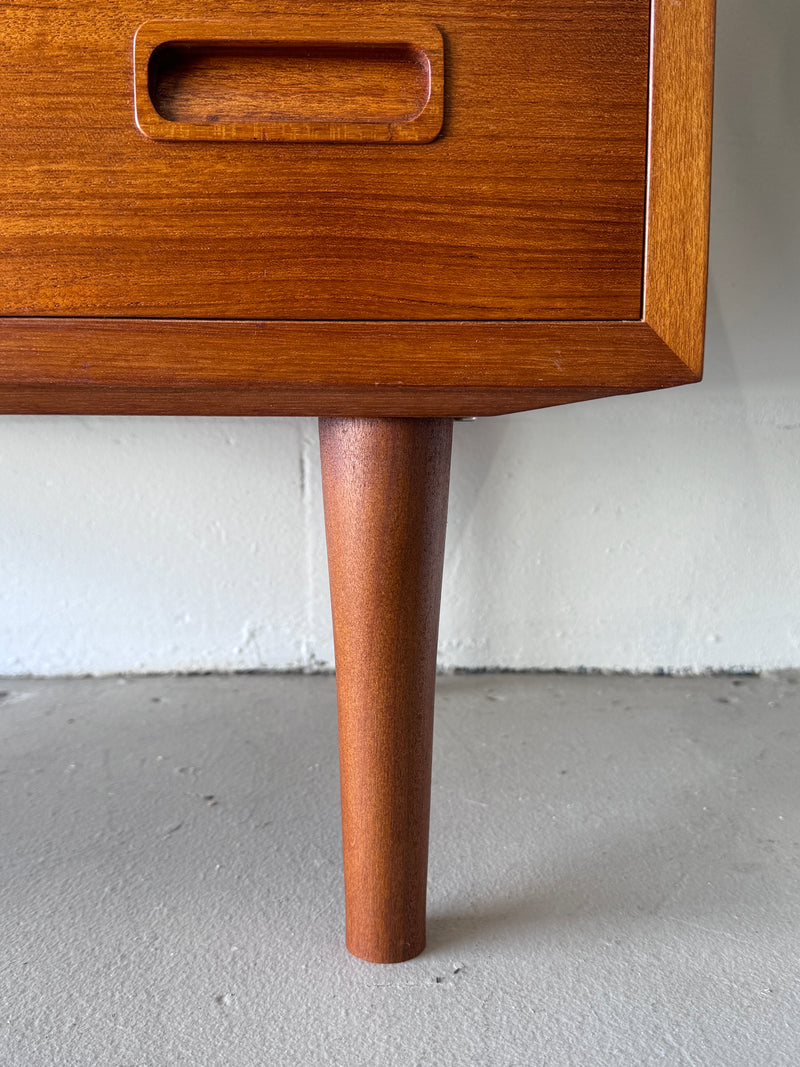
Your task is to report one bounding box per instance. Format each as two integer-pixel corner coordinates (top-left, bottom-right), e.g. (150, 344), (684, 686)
(346, 936), (426, 965)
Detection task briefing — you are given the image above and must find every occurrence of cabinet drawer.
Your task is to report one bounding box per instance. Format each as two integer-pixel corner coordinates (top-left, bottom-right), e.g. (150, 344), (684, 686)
(1, 0), (648, 321)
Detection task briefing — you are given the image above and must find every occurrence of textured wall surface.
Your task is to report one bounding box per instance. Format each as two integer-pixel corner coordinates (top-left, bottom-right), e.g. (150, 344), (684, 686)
(1, 0), (798, 675)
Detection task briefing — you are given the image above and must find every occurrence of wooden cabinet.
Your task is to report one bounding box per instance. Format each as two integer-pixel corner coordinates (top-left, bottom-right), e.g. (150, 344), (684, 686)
(0, 0), (715, 963)
(0, 0), (713, 417)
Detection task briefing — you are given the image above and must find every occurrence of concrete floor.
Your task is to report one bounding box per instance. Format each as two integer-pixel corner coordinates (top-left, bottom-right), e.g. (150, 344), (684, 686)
(1, 673), (799, 1066)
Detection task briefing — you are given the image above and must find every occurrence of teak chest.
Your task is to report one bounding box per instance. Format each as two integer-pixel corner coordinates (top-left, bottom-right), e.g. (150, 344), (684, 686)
(1, 0), (715, 961)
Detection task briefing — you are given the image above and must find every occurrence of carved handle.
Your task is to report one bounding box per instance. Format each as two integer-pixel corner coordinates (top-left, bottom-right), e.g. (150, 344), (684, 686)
(134, 19), (444, 144)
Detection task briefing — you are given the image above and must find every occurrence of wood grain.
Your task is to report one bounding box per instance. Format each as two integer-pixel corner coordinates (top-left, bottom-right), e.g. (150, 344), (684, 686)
(0, 319), (695, 416)
(320, 417), (452, 962)
(0, 0), (649, 320)
(135, 19), (443, 143)
(644, 0), (716, 375)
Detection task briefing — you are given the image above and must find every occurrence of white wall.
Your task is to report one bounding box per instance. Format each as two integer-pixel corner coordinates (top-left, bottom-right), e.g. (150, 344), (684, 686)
(1, 0), (798, 676)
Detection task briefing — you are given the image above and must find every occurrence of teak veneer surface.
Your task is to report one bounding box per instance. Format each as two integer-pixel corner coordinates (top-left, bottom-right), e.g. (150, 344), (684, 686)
(645, 0), (716, 376)
(2, 0), (648, 321)
(0, 320), (689, 416)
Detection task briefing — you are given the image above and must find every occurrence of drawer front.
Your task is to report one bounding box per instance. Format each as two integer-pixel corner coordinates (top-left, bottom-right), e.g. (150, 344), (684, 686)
(0, 0), (649, 321)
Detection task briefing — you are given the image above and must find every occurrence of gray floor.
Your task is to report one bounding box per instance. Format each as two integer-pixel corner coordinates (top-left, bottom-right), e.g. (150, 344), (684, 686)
(1, 673), (799, 1066)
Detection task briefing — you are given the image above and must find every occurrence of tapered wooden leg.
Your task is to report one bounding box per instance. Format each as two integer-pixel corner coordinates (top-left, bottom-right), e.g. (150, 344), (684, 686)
(319, 417), (453, 963)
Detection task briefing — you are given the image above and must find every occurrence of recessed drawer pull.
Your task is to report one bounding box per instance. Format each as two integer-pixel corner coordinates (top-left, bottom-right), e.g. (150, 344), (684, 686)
(134, 19), (444, 144)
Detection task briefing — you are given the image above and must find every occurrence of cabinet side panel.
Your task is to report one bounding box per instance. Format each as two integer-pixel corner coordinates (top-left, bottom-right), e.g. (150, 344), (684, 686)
(644, 0), (715, 373)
